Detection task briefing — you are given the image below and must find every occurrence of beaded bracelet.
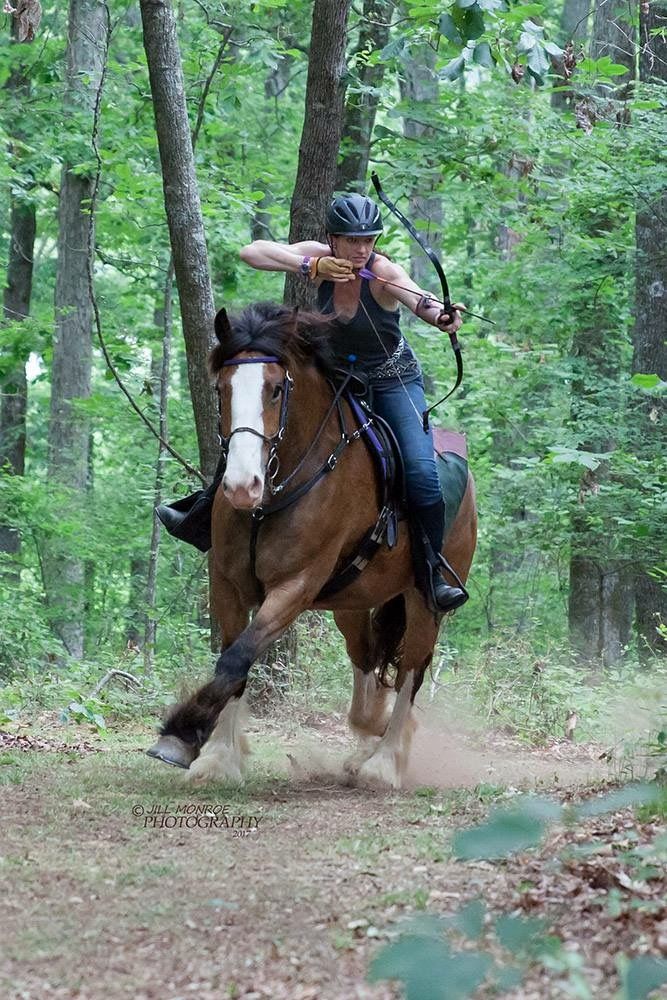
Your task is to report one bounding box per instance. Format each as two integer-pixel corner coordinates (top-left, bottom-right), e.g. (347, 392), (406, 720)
(299, 255), (311, 278)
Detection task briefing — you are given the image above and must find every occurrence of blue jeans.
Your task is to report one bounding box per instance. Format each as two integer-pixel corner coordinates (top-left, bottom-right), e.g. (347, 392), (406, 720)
(370, 377), (442, 508)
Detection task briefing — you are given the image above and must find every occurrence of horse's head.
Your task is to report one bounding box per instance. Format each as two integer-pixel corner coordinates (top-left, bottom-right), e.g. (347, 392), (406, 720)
(210, 303), (334, 510)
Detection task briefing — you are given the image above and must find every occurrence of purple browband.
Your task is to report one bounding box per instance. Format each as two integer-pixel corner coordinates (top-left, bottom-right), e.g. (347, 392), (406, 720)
(221, 356), (281, 367)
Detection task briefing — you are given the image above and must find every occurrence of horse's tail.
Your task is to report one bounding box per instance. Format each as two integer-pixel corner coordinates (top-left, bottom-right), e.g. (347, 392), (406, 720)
(370, 595), (406, 688)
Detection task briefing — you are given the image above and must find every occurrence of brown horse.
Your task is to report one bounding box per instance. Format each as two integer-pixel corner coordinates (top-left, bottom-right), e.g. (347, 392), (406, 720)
(147, 302), (477, 788)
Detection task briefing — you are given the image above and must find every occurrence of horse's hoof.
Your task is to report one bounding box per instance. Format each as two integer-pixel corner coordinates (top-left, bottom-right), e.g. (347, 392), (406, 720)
(146, 735), (197, 769)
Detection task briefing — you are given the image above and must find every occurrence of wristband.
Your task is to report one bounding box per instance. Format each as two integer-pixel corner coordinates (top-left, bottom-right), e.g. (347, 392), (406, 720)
(299, 255), (311, 278)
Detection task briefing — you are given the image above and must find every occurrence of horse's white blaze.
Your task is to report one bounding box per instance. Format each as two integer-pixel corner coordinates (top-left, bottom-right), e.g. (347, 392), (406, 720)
(224, 363), (266, 493)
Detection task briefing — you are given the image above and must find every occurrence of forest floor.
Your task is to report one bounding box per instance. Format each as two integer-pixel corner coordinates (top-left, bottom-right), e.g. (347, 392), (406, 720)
(1, 703), (665, 1000)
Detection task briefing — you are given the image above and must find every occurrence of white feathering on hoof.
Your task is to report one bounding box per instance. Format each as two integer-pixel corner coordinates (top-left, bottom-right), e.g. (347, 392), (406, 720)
(349, 681), (416, 789)
(186, 693), (250, 784)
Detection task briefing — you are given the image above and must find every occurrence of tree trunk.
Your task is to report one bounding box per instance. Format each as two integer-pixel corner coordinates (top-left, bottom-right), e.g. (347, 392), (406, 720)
(632, 0), (667, 659)
(284, 0), (351, 308)
(45, 0), (107, 659)
(336, 0), (391, 192)
(139, 0), (218, 480)
(1, 17), (37, 561)
(143, 263), (174, 672)
(566, 1), (636, 668)
(591, 0), (635, 112)
(1, 199), (35, 560)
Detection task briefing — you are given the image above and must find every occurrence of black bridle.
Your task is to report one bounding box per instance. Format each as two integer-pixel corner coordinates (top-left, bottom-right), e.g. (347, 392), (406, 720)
(216, 353), (369, 600)
(218, 354), (293, 495)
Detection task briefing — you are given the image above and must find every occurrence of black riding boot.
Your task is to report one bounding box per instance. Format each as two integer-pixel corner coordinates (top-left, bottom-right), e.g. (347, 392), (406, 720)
(413, 499), (468, 613)
(155, 485), (216, 553)
(154, 453), (227, 552)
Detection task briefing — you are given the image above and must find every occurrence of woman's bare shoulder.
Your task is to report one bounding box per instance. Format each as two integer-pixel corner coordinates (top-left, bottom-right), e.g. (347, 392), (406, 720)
(370, 253), (409, 281)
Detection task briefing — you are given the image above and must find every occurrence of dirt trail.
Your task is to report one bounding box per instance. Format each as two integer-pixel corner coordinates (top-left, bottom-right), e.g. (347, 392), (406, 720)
(0, 712), (621, 1000)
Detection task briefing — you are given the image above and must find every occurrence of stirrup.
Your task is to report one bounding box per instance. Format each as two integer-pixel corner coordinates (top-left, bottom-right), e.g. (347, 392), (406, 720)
(430, 571), (468, 613)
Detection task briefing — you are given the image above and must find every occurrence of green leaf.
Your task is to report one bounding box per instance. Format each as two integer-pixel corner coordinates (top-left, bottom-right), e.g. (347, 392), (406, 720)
(492, 965), (525, 990)
(575, 784), (660, 818)
(494, 914), (547, 954)
(453, 799), (558, 860)
(579, 56), (631, 78)
(473, 42), (495, 67)
(459, 6), (486, 40)
(517, 30), (537, 53)
(439, 12), (463, 44)
(546, 446), (609, 470)
(368, 935), (493, 1000)
(621, 956), (667, 1000)
(527, 43), (550, 79)
(380, 36), (406, 60)
(374, 125), (401, 139)
(450, 899), (486, 939)
(440, 55), (466, 81)
(631, 373), (663, 389)
(503, 3), (543, 22)
(631, 99), (661, 110)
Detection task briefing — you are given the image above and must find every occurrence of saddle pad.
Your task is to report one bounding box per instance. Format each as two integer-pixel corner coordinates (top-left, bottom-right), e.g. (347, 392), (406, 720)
(433, 429), (469, 540)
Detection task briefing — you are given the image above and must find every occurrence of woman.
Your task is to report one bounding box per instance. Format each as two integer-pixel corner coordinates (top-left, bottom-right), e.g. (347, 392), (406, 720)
(238, 193), (467, 612)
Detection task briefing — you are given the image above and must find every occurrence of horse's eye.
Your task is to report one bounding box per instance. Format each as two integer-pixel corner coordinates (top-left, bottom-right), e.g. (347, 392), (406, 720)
(271, 384), (282, 402)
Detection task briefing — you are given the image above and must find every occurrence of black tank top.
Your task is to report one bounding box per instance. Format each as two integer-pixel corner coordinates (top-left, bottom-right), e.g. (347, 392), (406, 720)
(316, 253), (403, 368)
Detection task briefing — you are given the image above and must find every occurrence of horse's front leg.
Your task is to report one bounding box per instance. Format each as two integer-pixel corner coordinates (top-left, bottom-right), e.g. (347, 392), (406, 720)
(146, 573), (249, 772)
(152, 574), (317, 777)
(187, 570), (253, 782)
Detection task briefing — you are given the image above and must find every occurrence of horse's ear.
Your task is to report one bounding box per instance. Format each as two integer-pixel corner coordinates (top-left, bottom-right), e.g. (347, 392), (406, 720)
(214, 307), (232, 343)
(290, 305), (299, 332)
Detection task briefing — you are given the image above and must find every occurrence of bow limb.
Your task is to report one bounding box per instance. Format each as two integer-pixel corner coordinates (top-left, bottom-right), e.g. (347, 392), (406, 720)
(371, 171), (453, 320)
(370, 171), (463, 429)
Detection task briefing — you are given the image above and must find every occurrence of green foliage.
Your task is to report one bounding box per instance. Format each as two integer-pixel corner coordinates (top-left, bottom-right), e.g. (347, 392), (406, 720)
(61, 698), (107, 732)
(453, 795), (560, 859)
(371, 786), (666, 999)
(0, 0), (664, 714)
(368, 924), (492, 1000)
(619, 956), (667, 1000)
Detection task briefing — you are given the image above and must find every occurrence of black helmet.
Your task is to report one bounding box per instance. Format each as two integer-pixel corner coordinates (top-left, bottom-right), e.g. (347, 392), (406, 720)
(326, 193), (383, 236)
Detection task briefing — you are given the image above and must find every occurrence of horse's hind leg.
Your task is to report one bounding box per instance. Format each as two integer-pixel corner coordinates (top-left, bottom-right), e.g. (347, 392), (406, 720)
(334, 610), (390, 743)
(352, 593), (438, 789)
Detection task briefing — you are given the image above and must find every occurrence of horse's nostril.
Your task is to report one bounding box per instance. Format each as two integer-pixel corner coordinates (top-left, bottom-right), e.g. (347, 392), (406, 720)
(250, 476), (262, 497)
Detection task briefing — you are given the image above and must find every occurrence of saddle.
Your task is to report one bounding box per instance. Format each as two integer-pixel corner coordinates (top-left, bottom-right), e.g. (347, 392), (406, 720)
(155, 381), (469, 603)
(315, 390), (469, 601)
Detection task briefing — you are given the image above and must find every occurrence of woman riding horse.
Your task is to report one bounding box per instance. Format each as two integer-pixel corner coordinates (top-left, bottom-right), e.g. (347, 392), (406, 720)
(239, 193), (467, 613)
(148, 301), (477, 788)
(159, 193), (468, 611)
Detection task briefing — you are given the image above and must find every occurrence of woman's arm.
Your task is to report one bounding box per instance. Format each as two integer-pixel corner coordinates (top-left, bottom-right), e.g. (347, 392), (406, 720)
(371, 258), (463, 332)
(239, 239), (329, 274)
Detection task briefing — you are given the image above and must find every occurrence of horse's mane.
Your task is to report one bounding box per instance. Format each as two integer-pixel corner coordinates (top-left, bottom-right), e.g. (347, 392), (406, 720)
(209, 302), (336, 376)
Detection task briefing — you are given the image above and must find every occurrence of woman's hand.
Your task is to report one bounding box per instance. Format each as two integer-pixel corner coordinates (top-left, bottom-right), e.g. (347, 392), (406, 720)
(315, 256), (355, 282)
(435, 303), (465, 334)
